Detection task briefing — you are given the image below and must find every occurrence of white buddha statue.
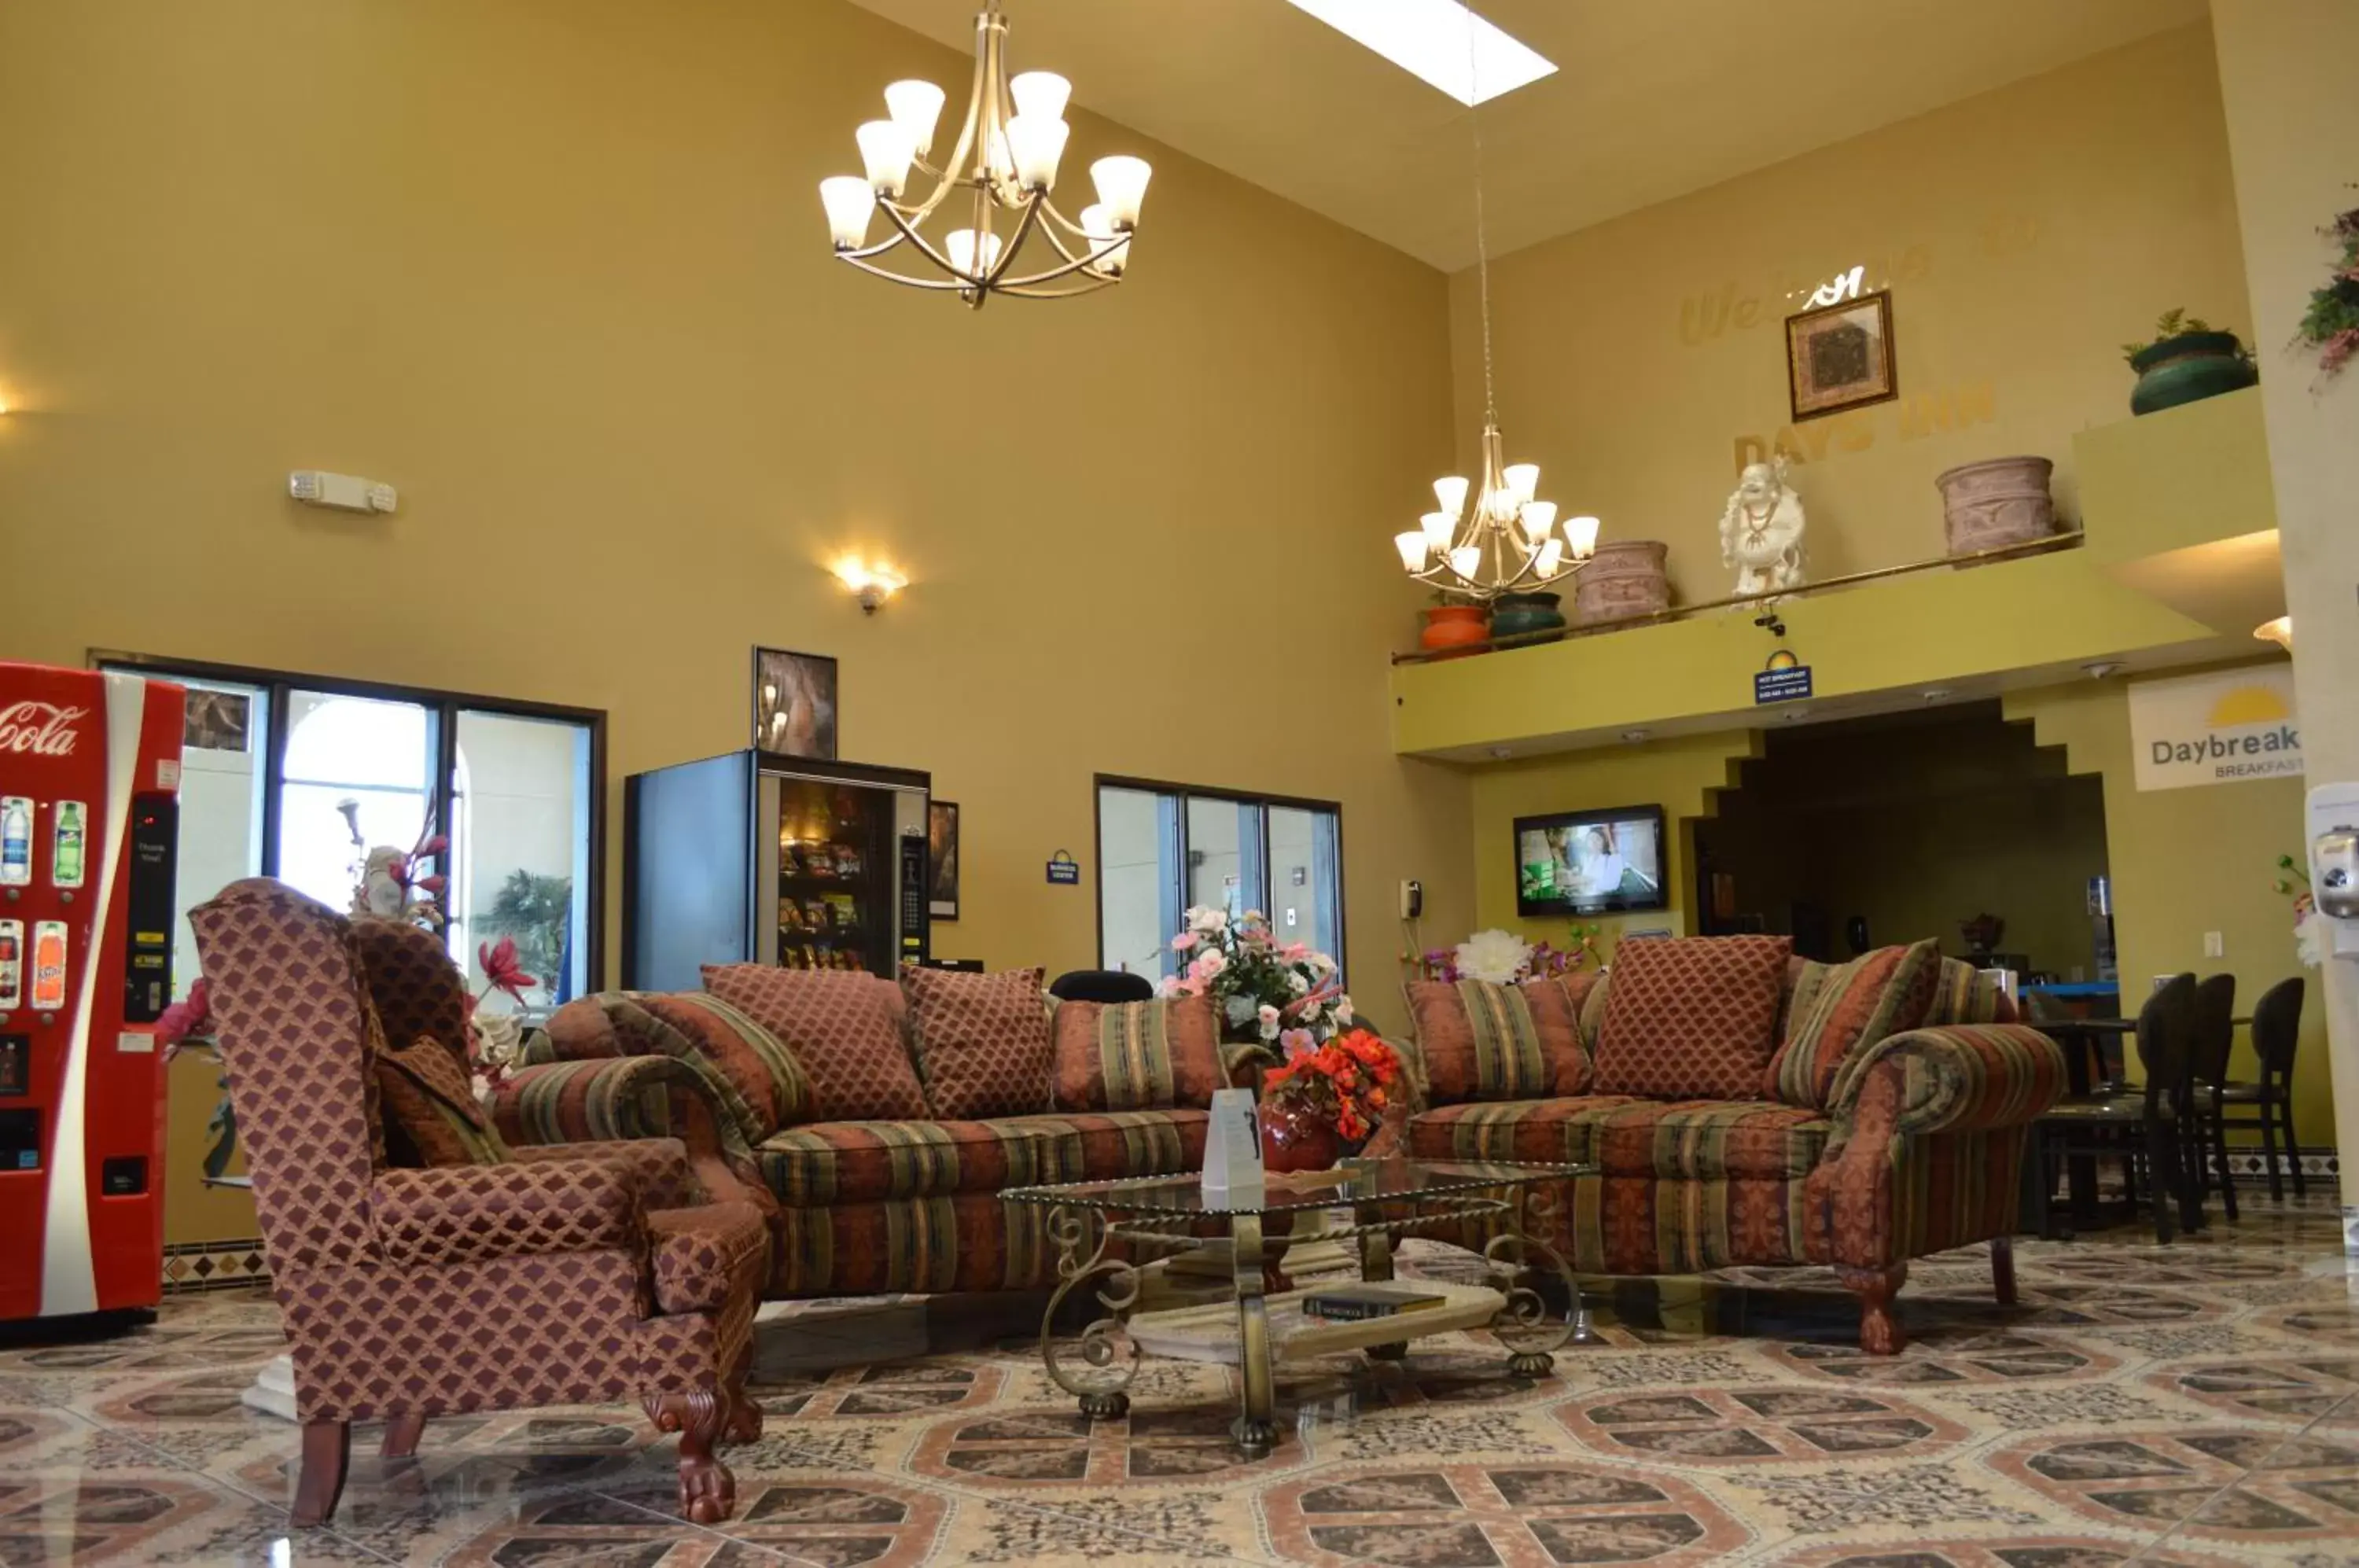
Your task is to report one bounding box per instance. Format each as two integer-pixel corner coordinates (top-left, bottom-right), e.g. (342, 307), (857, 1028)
(1720, 458), (1806, 600)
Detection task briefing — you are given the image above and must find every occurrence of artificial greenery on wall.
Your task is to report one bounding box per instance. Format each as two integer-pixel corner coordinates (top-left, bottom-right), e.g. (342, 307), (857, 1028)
(2296, 199), (2359, 385)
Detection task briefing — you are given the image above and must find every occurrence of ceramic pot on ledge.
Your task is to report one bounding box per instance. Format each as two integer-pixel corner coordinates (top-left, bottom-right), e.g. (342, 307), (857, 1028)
(1419, 603), (1490, 657)
(1260, 1098), (1343, 1173)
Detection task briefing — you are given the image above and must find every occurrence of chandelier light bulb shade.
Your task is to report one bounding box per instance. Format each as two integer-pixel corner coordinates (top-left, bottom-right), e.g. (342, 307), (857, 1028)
(883, 80), (947, 157)
(1009, 70), (1072, 122)
(1005, 112), (1069, 191)
(1419, 510), (1456, 549)
(1564, 513), (1601, 558)
(946, 228), (1004, 278)
(1503, 462), (1540, 506)
(1533, 537), (1564, 576)
(856, 120), (915, 196)
(820, 176), (877, 249)
(2255, 614), (2294, 650)
(1090, 156), (1152, 228)
(825, 4), (1150, 307)
(1433, 475), (1470, 521)
(1393, 530), (1431, 570)
(1518, 499), (1557, 543)
(1448, 545), (1482, 581)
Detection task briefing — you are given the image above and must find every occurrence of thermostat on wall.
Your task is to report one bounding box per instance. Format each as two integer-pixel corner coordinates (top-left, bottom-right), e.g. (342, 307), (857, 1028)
(289, 469), (397, 513)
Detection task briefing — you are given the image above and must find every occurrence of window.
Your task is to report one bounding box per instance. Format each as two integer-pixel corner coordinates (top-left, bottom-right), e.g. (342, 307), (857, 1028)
(95, 654), (604, 1015)
(1095, 777), (1341, 980)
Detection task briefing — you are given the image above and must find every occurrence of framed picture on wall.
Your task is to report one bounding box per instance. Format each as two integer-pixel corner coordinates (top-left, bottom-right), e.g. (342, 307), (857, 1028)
(753, 648), (838, 759)
(928, 801), (960, 920)
(1785, 289), (1897, 421)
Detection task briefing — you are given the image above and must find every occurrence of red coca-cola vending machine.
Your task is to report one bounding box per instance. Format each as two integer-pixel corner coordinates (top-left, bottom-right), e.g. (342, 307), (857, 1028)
(0, 662), (183, 1324)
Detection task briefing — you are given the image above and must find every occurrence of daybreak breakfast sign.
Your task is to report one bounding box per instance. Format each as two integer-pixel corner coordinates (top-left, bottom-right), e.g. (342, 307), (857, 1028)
(2127, 666), (2304, 793)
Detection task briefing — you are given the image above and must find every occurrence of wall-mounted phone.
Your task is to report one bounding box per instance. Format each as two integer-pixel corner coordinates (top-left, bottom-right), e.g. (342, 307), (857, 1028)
(1398, 879), (1422, 920)
(2306, 782), (2359, 960)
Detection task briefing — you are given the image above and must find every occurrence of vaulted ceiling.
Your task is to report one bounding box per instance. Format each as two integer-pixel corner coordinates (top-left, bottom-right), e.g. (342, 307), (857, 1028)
(846, 0), (2208, 270)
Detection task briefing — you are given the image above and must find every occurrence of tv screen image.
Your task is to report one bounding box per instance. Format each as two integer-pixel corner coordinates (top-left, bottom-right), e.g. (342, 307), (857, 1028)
(1514, 804), (1667, 915)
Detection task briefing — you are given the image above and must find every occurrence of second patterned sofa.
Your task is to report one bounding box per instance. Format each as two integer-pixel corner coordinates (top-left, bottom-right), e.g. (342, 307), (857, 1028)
(1400, 935), (2067, 1353)
(502, 963), (1259, 1301)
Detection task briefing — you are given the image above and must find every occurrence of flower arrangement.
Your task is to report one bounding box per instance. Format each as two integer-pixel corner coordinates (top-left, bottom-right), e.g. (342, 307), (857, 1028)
(156, 980), (239, 1183)
(2274, 852), (2323, 970)
(1159, 905), (1352, 1047)
(2119, 307), (2252, 366)
(466, 937), (540, 1098)
(1414, 922), (1600, 984)
(2297, 199), (2359, 385)
(338, 801), (448, 930)
(1261, 1027), (1400, 1147)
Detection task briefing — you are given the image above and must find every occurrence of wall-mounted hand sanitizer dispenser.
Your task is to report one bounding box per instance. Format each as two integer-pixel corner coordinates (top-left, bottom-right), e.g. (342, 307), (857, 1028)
(2306, 783), (2359, 959)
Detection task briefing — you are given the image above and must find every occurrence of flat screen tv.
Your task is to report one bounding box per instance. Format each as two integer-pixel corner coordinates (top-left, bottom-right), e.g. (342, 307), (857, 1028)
(1514, 804), (1668, 916)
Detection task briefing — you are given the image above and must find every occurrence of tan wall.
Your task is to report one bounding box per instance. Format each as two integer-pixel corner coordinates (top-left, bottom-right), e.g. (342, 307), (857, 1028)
(2210, 0), (2359, 1201)
(1448, 23), (2249, 605)
(0, 0), (1476, 1245)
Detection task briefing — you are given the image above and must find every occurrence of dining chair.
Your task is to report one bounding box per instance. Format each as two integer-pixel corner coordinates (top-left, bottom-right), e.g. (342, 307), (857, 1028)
(2037, 973), (2198, 1243)
(2211, 976), (2307, 1199)
(2184, 973), (2238, 1222)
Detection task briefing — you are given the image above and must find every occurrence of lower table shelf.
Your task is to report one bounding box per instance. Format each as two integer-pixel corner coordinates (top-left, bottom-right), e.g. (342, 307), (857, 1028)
(1124, 1279), (1507, 1366)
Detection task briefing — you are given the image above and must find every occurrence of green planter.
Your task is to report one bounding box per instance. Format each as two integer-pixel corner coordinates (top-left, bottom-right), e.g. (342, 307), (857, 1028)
(2129, 330), (2257, 415)
(1489, 591), (1566, 643)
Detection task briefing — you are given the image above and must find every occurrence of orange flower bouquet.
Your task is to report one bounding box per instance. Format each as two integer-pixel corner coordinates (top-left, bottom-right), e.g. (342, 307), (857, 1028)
(1259, 1027), (1400, 1171)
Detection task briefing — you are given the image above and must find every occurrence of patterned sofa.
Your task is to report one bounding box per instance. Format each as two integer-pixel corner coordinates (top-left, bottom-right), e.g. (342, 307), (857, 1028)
(1400, 936), (2067, 1354)
(496, 965), (1259, 1301)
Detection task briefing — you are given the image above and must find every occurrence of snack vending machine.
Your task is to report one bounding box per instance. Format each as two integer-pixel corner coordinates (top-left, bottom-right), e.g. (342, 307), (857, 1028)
(0, 662), (184, 1323)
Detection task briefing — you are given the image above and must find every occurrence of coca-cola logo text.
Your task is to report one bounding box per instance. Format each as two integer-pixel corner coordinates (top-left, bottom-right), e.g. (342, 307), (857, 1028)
(0, 702), (90, 757)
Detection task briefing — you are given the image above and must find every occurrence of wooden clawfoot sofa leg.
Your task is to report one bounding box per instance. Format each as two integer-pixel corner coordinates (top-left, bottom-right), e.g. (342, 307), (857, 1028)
(1991, 1236), (2018, 1306)
(292, 1419), (351, 1526)
(722, 1343), (762, 1443)
(1838, 1263), (1908, 1355)
(380, 1412), (426, 1459)
(644, 1390), (736, 1524)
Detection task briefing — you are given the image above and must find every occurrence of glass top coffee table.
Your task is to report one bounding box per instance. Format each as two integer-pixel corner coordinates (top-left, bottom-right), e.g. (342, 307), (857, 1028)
(1001, 1156), (1591, 1458)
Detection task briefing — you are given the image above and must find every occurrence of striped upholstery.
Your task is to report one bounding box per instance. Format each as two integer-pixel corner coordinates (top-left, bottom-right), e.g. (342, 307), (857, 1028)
(756, 1118), (1054, 1205)
(996, 1110), (1209, 1183)
(640, 992), (815, 1134)
(1404, 977), (1591, 1104)
(1049, 994), (1223, 1111)
(1766, 939), (1943, 1109)
(771, 1194), (1057, 1297)
(1409, 1096), (1826, 1181)
(1925, 958), (2022, 1026)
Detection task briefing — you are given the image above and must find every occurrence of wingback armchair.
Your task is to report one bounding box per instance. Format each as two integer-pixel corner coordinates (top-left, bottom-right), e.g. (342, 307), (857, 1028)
(191, 878), (770, 1526)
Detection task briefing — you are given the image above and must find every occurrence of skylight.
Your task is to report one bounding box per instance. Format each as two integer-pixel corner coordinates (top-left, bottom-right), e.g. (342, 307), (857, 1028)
(1283, 0), (1557, 107)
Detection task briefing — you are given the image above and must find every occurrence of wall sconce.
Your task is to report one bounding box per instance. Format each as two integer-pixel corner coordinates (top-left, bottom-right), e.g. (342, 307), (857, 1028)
(833, 558), (907, 614)
(2255, 615), (2293, 651)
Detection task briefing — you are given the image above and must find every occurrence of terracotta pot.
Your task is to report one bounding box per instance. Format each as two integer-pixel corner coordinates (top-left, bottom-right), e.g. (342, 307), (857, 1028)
(1936, 457), (2056, 564)
(1260, 1099), (1342, 1174)
(1419, 603), (1490, 657)
(2129, 331), (2258, 416)
(1573, 540), (1671, 627)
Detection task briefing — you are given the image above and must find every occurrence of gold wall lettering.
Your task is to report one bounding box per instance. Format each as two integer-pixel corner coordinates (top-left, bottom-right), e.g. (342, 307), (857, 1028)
(1732, 381), (1997, 473)
(1678, 244), (1934, 348)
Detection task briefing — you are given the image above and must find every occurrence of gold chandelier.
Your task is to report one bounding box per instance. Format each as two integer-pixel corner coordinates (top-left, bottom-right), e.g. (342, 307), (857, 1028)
(818, 0), (1151, 308)
(1393, 22), (1598, 603)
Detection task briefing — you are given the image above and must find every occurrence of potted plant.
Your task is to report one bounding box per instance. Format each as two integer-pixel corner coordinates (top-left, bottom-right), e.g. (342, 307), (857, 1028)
(2122, 308), (2258, 415)
(1258, 1027), (1401, 1172)
(1489, 590), (1567, 644)
(1160, 905), (1352, 1050)
(1419, 589), (1490, 657)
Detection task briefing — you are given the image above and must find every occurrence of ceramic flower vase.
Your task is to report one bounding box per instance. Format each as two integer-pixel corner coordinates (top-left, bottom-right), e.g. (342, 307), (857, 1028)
(1418, 604), (1489, 658)
(1259, 1099), (1342, 1173)
(2129, 331), (2257, 415)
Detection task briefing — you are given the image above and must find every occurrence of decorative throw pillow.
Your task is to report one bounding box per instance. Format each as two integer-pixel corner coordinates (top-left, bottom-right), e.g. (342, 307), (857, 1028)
(1050, 993), (1222, 1111)
(1404, 976), (1592, 1106)
(640, 992), (815, 1134)
(701, 965), (928, 1123)
(900, 964), (1054, 1120)
(1927, 957), (2020, 1025)
(377, 1036), (506, 1167)
(1590, 935), (1793, 1099)
(1764, 939), (1943, 1108)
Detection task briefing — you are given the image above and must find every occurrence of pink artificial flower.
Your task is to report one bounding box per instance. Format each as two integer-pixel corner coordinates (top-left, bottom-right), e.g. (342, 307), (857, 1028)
(477, 937), (538, 1003)
(155, 979), (212, 1057)
(1279, 942), (1308, 961)
(1279, 1028), (1314, 1058)
(1170, 932), (1199, 953)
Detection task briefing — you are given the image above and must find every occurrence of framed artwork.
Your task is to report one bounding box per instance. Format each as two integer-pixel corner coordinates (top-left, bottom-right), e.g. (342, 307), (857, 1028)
(1785, 289), (1897, 421)
(182, 687), (252, 753)
(928, 800), (960, 920)
(753, 647), (838, 759)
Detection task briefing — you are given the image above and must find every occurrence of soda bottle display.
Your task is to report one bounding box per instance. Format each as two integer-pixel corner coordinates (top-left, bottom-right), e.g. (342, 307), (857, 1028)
(51, 801), (85, 889)
(0, 919), (20, 1010)
(28, 922), (67, 1012)
(0, 797), (30, 887)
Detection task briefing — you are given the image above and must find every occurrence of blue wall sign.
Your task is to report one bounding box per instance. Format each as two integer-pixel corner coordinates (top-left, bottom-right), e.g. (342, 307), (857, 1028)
(1754, 664), (1813, 704)
(1045, 850), (1082, 886)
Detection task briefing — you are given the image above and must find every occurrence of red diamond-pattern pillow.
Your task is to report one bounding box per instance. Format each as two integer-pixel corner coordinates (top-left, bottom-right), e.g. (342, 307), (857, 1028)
(701, 966), (927, 1122)
(900, 965), (1053, 1119)
(1591, 935), (1794, 1099)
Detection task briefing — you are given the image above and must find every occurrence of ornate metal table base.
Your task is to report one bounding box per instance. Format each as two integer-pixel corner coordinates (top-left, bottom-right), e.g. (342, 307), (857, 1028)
(1036, 1176), (1584, 1458)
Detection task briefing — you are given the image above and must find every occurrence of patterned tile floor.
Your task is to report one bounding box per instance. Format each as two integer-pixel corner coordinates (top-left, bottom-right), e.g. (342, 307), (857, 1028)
(4, 1197), (2356, 1565)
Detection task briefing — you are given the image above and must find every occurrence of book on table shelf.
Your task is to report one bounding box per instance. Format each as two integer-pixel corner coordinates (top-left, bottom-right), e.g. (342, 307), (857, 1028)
(1301, 1284), (1448, 1322)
